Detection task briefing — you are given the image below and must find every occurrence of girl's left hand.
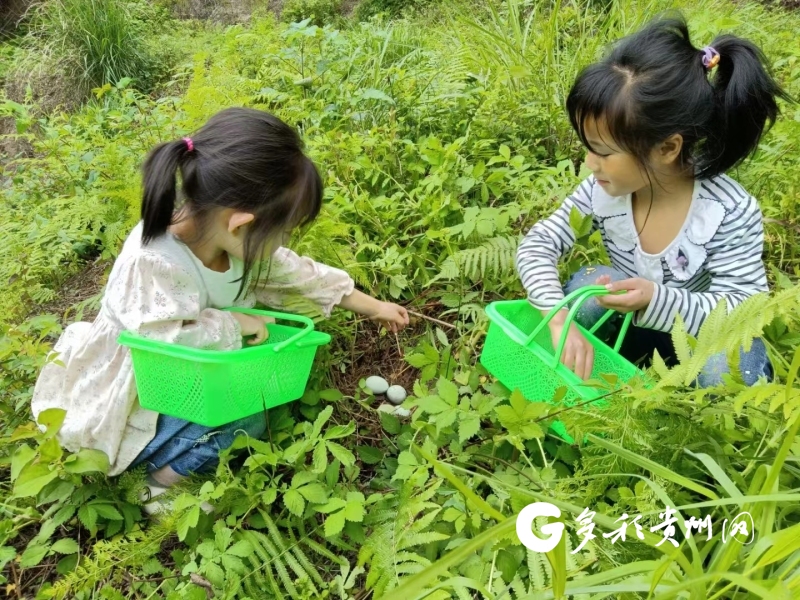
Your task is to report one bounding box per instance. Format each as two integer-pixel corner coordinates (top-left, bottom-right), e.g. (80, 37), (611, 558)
(369, 301), (410, 333)
(595, 276), (654, 313)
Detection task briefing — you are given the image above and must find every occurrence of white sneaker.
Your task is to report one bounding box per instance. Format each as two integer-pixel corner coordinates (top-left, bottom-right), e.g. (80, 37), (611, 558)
(139, 484), (214, 516)
(139, 483), (172, 515)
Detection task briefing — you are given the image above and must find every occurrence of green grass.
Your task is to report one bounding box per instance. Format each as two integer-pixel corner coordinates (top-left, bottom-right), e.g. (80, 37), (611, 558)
(51, 0), (153, 87)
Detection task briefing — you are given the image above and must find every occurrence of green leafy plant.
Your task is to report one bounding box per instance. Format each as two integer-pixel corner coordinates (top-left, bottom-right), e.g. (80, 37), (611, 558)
(30, 0), (160, 93)
(282, 0), (342, 26)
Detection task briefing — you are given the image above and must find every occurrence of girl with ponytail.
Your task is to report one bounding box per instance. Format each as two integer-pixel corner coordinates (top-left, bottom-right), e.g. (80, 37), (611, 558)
(32, 108), (408, 512)
(516, 14), (792, 383)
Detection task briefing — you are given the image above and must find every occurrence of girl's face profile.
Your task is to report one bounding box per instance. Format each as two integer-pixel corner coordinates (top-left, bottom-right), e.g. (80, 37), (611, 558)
(582, 118), (649, 198)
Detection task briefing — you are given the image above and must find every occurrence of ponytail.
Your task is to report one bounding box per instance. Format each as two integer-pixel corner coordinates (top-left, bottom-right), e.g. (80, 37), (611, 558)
(135, 108), (323, 299)
(141, 140), (191, 245)
(566, 13), (794, 181)
(698, 35), (793, 178)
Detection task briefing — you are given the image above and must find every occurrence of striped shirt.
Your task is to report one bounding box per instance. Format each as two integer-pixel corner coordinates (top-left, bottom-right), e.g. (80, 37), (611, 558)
(515, 175), (768, 336)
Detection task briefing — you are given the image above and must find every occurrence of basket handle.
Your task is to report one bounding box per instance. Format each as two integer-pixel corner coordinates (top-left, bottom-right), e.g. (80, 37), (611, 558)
(524, 285), (634, 369)
(224, 308), (315, 353)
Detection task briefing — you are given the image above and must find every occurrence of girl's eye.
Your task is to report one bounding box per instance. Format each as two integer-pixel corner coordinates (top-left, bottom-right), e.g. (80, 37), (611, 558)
(586, 147), (610, 158)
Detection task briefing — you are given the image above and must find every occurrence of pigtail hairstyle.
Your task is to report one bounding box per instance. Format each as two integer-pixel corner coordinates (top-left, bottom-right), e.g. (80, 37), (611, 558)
(701, 35), (790, 176)
(141, 140), (196, 244)
(139, 107), (323, 298)
(566, 13), (793, 180)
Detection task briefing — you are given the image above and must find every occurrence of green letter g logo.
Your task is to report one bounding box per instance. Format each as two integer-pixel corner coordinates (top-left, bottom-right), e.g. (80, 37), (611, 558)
(516, 502), (564, 552)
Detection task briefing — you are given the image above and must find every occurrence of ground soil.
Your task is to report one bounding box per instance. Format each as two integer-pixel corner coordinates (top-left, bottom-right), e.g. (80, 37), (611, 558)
(34, 258), (110, 324)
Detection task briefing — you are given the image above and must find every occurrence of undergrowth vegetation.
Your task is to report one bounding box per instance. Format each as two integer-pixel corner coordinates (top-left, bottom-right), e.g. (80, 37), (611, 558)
(1, 0), (800, 597)
(4, 0), (172, 111)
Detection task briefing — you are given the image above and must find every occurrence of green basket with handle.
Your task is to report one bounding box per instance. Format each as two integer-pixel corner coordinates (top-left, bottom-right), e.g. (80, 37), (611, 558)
(481, 285), (645, 441)
(118, 308), (331, 427)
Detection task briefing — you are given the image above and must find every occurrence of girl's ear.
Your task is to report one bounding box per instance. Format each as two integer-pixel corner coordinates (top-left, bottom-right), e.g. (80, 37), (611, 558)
(656, 134), (684, 166)
(228, 211), (255, 234)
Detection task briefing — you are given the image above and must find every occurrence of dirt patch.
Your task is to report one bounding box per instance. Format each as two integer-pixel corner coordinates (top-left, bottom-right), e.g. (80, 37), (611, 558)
(34, 258), (110, 324)
(0, 0), (33, 36)
(0, 114), (34, 163)
(166, 0), (281, 22)
(329, 318), (429, 398)
(340, 0), (360, 16)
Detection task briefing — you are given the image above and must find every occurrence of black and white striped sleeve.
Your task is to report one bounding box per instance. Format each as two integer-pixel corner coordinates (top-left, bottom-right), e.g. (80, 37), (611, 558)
(635, 195), (768, 336)
(516, 177), (596, 310)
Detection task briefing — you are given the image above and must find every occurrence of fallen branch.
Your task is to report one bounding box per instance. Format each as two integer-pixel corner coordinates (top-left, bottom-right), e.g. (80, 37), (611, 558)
(407, 309), (457, 330)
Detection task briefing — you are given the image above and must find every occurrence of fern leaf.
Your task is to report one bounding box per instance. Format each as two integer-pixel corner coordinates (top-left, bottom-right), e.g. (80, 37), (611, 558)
(527, 547), (548, 591)
(243, 530), (299, 598)
(510, 574), (528, 598)
(432, 236), (518, 283)
(286, 527), (326, 588)
(396, 530), (450, 550)
(671, 314), (692, 366)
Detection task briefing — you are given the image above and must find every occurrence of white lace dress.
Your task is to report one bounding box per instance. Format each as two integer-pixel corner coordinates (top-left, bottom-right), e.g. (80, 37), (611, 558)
(31, 222), (355, 475)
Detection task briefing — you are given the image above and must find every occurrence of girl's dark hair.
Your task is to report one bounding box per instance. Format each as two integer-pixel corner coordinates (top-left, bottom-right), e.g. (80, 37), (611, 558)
(140, 107), (322, 298)
(566, 13), (793, 179)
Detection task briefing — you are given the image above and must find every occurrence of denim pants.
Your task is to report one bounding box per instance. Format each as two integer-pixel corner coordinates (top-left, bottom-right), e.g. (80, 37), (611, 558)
(564, 266), (772, 387)
(130, 412), (267, 476)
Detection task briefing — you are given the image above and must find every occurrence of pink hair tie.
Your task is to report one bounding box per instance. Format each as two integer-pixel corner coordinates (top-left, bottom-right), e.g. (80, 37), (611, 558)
(183, 137), (194, 152)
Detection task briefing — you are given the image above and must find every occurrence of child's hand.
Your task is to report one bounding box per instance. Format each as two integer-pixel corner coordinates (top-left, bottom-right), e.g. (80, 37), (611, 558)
(337, 291), (409, 333)
(369, 301), (410, 334)
(232, 313), (275, 345)
(546, 310), (595, 380)
(595, 275), (654, 313)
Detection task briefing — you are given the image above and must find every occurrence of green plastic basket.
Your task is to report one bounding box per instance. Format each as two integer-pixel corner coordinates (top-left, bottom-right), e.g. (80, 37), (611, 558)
(118, 308), (331, 427)
(481, 285), (645, 441)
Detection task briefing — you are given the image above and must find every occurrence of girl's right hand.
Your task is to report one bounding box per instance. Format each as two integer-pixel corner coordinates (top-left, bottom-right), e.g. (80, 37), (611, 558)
(232, 313), (274, 345)
(546, 310), (595, 380)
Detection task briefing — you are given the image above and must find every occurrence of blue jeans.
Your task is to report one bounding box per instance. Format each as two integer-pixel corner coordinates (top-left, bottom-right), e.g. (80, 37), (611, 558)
(130, 412), (267, 476)
(564, 266), (772, 387)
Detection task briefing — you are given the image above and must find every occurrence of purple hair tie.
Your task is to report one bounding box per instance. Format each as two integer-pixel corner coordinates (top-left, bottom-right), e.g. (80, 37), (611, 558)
(701, 46), (720, 70)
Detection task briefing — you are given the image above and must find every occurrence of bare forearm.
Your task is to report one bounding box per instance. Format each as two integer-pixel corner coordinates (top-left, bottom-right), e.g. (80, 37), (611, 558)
(337, 289), (381, 317)
(337, 289), (410, 333)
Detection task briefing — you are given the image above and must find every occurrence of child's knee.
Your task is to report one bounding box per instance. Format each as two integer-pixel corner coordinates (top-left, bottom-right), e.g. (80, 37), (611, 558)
(563, 265), (626, 331)
(697, 339), (772, 388)
(738, 339), (772, 386)
(697, 352), (728, 388)
(564, 265), (626, 293)
(227, 412), (267, 440)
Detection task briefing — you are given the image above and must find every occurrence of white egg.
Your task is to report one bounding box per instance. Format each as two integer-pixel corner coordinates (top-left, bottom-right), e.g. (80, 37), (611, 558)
(386, 385), (407, 405)
(365, 375), (389, 395)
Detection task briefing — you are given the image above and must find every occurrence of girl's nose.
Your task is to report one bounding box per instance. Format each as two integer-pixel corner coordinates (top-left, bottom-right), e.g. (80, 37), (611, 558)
(585, 151), (599, 171)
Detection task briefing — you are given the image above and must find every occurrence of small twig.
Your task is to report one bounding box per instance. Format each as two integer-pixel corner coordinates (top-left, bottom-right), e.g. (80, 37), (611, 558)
(406, 309), (457, 330)
(130, 574), (181, 583)
(190, 573), (215, 599)
(394, 332), (402, 356)
(391, 362), (413, 381)
(10, 561), (21, 599)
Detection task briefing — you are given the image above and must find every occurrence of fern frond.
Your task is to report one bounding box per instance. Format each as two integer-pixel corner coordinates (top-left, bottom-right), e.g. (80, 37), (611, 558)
(432, 236), (518, 283)
(360, 482), (454, 596)
(261, 509), (326, 590)
(654, 285), (800, 389)
(242, 529), (299, 598)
